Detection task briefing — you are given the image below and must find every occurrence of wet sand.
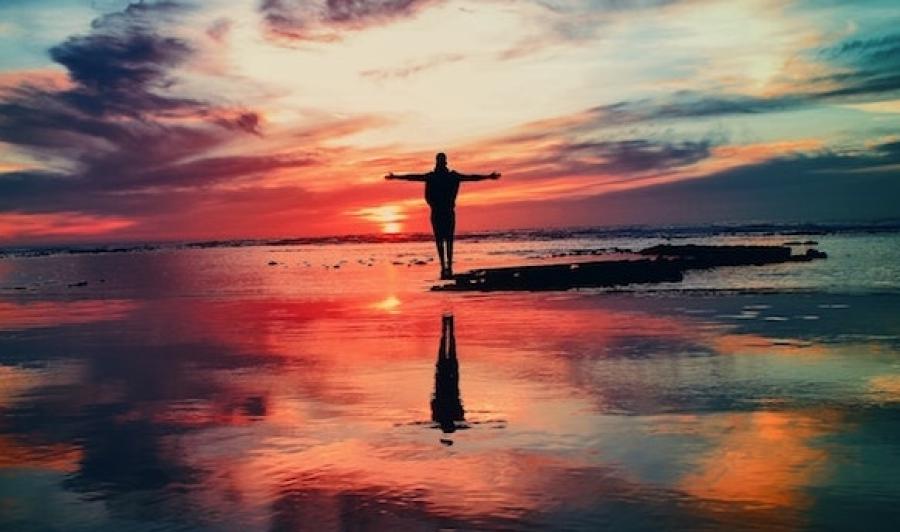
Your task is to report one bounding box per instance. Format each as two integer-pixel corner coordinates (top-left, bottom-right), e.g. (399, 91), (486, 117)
(1, 235), (899, 530)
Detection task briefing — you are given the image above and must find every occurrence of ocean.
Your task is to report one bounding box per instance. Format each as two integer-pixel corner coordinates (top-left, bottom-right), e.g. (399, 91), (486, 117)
(1, 224), (898, 530)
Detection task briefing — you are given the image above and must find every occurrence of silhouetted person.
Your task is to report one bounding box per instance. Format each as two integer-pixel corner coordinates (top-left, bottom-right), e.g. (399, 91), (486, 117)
(431, 314), (465, 442)
(386, 153), (500, 279)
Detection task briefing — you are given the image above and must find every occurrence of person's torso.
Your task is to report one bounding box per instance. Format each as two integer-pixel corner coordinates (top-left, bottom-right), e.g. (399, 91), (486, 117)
(424, 170), (460, 211)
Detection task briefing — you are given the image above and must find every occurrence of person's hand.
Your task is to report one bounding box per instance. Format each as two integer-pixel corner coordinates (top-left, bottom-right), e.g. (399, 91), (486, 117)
(490, 171), (501, 180)
(384, 172), (395, 180)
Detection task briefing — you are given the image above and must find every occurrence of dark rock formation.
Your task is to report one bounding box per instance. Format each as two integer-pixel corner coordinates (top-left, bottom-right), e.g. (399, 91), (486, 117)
(442, 259), (683, 291)
(435, 244), (826, 292)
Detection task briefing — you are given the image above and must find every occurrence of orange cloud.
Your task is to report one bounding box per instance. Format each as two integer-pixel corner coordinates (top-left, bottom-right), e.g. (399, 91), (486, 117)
(0, 212), (135, 241)
(0, 67), (72, 93)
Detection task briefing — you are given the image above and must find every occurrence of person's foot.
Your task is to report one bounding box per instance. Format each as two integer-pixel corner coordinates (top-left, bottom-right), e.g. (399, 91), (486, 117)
(440, 268), (451, 280)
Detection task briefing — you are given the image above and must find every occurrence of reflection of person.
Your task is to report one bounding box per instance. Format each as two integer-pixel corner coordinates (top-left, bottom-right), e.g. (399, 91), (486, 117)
(431, 314), (465, 438)
(385, 153), (501, 279)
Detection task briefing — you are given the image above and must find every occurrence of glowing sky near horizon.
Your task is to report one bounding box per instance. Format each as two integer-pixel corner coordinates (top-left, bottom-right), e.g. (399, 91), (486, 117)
(0, 0), (898, 243)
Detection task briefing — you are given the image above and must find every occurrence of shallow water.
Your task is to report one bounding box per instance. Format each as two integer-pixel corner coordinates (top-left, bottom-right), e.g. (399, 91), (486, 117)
(1, 232), (899, 530)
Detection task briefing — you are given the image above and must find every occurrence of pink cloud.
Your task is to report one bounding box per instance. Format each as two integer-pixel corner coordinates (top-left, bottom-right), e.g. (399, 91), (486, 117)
(0, 212), (135, 241)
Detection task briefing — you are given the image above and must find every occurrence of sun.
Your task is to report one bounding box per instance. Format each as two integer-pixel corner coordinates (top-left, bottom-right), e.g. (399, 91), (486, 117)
(382, 222), (402, 234)
(351, 204), (407, 234)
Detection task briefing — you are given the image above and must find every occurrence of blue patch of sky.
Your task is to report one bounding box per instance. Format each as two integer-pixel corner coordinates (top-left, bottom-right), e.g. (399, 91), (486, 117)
(0, 0), (129, 71)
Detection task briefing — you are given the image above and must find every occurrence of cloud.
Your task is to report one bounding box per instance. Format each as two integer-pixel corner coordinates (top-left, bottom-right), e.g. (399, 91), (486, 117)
(325, 0), (434, 23)
(0, 1), (343, 241)
(550, 139), (900, 226)
(50, 22), (189, 93)
(360, 53), (465, 80)
(495, 0), (691, 61)
(206, 17), (233, 43)
(468, 105), (721, 184)
(212, 110), (263, 135)
(591, 93), (805, 125)
(259, 0), (440, 41)
(0, 1), (208, 165)
(591, 32), (900, 126)
(0, 211), (135, 239)
(520, 138), (716, 180)
(495, 30), (900, 134)
(0, 68), (71, 92)
(44, 0), (197, 117)
(813, 32), (900, 100)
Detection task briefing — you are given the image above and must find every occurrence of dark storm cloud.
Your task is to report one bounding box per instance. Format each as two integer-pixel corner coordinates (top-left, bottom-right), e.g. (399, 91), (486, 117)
(50, 26), (189, 93)
(564, 139), (900, 225)
(489, 106), (720, 179)
(0, 87), (130, 152)
(0, 1), (315, 223)
(0, 1), (204, 153)
(549, 138), (714, 175)
(43, 0), (197, 117)
(259, 0), (439, 41)
(0, 154), (317, 216)
(0, 171), (77, 211)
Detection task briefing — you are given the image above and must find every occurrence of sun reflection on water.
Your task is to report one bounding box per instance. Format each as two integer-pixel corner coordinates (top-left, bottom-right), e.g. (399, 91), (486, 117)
(372, 295), (402, 312)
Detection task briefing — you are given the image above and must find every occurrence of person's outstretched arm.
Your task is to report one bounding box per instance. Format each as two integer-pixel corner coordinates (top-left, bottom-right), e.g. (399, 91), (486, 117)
(385, 172), (429, 181)
(457, 171), (501, 182)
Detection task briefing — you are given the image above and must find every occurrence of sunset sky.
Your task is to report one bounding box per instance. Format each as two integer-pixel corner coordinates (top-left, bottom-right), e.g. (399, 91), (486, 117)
(0, 0), (898, 243)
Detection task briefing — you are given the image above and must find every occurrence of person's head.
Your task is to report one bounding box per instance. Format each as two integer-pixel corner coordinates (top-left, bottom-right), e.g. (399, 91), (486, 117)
(435, 152), (448, 170)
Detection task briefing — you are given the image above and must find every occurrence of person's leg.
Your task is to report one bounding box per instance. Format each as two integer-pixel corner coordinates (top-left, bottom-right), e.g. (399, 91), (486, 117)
(446, 211), (456, 275)
(431, 212), (447, 274)
(435, 238), (446, 273)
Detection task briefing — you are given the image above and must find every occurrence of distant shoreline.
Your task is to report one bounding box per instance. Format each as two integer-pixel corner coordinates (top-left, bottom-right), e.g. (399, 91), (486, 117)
(3, 221), (900, 259)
